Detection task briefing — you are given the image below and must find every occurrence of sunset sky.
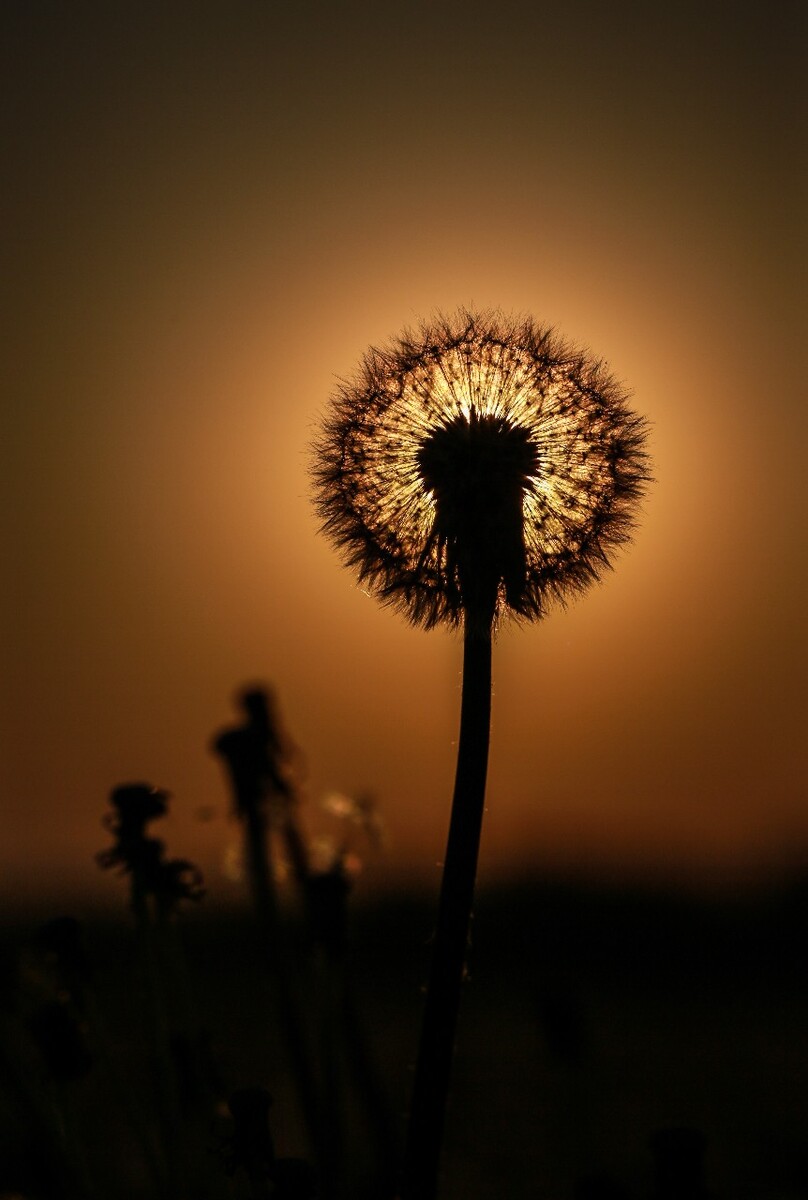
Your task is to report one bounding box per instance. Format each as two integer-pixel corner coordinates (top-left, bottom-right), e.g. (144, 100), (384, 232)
(2, 2), (806, 912)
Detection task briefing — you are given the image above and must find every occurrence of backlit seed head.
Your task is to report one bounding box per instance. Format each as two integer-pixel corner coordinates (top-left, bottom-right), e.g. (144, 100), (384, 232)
(312, 309), (650, 630)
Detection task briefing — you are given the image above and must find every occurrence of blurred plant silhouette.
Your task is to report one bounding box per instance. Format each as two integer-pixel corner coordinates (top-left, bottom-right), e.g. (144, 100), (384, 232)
(219, 1086), (319, 1199)
(212, 687), (304, 909)
(1, 744), (804, 1196)
(97, 783), (214, 1198)
(212, 685), (396, 1199)
(313, 308), (650, 1200)
(98, 783), (206, 917)
(212, 687), (324, 1184)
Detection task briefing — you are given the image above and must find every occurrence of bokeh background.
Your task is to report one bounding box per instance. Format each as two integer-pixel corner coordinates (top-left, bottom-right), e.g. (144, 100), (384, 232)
(3, 1), (806, 913)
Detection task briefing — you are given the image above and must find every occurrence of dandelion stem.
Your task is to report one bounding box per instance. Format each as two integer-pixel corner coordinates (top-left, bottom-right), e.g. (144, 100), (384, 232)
(399, 618), (492, 1200)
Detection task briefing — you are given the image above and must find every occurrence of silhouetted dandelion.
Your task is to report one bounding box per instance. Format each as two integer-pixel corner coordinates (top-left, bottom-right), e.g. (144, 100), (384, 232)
(97, 782), (206, 1195)
(312, 308), (650, 1200)
(97, 783), (205, 915)
(314, 309), (648, 634)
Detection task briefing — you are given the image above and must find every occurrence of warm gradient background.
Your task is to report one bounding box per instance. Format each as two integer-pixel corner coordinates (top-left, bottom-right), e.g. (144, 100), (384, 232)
(2, 2), (806, 912)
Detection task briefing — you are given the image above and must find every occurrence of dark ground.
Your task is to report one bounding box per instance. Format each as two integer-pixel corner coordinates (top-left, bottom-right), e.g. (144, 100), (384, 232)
(3, 877), (808, 1198)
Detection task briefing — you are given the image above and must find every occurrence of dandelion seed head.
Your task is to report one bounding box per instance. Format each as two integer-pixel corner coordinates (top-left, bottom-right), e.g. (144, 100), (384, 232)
(312, 309), (650, 629)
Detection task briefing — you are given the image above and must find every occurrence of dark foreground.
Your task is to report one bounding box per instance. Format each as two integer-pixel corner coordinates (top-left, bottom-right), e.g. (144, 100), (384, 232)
(2, 878), (808, 1199)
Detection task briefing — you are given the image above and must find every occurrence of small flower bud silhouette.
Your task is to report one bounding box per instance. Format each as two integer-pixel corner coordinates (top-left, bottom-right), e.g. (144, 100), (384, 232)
(312, 308), (650, 1200)
(96, 782), (169, 876)
(97, 783), (204, 915)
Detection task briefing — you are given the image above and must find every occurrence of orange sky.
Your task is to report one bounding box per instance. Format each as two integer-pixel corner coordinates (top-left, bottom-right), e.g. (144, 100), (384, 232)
(2, 2), (806, 912)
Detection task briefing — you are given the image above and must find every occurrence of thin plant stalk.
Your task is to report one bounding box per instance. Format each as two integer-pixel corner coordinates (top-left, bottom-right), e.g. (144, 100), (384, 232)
(76, 971), (169, 1196)
(399, 617), (493, 1200)
(242, 798), (329, 1190)
(131, 877), (188, 1200)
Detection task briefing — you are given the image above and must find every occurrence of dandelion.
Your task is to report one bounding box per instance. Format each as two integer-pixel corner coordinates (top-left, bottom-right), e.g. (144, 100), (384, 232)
(312, 308), (650, 1199)
(313, 308), (648, 634)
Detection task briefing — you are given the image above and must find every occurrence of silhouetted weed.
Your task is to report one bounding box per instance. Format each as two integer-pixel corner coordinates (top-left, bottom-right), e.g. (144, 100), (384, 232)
(212, 686), (397, 1199)
(313, 309), (650, 1200)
